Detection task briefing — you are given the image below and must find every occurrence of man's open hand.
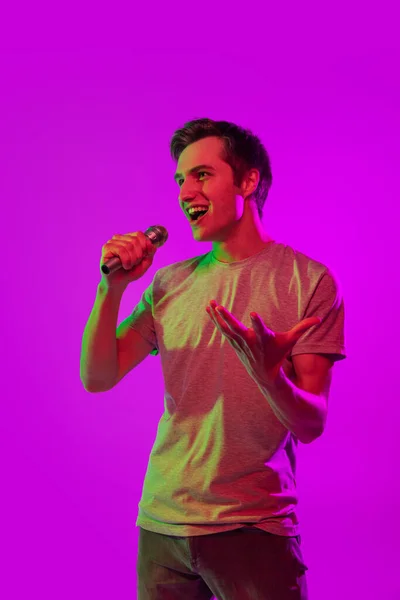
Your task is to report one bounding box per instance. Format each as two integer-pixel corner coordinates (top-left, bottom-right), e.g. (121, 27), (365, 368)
(206, 300), (321, 383)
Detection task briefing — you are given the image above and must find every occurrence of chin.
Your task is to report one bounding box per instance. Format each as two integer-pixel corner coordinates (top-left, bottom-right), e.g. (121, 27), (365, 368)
(192, 229), (214, 241)
(193, 229), (225, 243)
(191, 216), (235, 242)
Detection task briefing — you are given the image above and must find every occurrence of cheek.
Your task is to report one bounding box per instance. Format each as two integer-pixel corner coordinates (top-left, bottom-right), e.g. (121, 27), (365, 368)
(214, 196), (244, 221)
(209, 189), (244, 220)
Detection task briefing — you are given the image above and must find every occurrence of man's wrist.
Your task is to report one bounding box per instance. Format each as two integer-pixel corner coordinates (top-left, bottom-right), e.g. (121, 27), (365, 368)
(252, 364), (286, 391)
(97, 279), (127, 298)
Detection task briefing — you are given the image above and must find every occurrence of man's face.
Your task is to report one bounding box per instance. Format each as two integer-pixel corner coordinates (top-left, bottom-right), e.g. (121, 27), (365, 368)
(174, 136), (247, 241)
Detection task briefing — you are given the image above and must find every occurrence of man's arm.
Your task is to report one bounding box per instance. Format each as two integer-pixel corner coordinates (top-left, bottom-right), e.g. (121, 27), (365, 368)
(254, 353), (334, 444)
(205, 300), (342, 444)
(80, 282), (154, 393)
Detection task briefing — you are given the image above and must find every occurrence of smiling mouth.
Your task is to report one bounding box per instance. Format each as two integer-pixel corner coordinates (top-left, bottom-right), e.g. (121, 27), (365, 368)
(189, 207), (210, 224)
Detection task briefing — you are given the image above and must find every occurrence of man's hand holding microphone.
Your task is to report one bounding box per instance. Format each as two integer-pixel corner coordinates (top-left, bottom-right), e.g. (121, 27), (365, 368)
(99, 225), (168, 289)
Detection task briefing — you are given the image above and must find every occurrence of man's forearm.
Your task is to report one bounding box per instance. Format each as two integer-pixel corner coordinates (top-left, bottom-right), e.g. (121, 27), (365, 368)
(80, 281), (125, 392)
(253, 368), (327, 444)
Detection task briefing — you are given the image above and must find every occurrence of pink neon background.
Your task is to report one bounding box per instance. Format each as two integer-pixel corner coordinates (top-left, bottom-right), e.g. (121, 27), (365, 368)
(1, 7), (399, 599)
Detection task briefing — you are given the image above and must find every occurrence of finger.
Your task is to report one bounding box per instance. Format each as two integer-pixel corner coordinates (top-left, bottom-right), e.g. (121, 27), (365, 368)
(103, 241), (135, 270)
(250, 312), (273, 346)
(125, 231), (154, 255)
(107, 237), (139, 267)
(206, 306), (226, 334)
(207, 305), (228, 331)
(206, 306), (242, 344)
(213, 304), (247, 335)
(250, 312), (274, 335)
(206, 305), (219, 321)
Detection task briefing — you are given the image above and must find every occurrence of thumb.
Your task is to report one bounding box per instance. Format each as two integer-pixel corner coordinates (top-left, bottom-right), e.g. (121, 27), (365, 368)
(289, 316), (322, 341)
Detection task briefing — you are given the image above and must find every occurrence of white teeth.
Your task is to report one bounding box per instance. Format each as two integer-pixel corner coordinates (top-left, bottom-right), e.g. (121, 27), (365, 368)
(188, 206), (208, 214)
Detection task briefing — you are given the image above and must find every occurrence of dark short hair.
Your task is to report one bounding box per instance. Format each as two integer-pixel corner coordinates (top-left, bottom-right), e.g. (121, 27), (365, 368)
(170, 118), (272, 219)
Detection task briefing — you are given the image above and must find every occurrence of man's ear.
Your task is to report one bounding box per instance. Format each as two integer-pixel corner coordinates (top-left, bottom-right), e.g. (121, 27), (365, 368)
(242, 168), (260, 200)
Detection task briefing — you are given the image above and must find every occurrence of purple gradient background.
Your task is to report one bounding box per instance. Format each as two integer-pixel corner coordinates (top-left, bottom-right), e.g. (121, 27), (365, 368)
(1, 7), (399, 599)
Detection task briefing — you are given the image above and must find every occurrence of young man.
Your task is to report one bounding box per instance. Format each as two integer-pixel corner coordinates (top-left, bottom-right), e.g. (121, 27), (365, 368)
(81, 119), (346, 599)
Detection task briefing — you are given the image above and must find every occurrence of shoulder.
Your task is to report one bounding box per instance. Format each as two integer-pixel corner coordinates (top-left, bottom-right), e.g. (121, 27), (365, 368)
(274, 242), (328, 272)
(152, 251), (211, 289)
(269, 242), (334, 291)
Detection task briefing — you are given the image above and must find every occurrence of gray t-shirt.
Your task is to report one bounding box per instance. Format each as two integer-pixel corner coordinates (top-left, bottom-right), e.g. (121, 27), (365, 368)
(126, 241), (346, 537)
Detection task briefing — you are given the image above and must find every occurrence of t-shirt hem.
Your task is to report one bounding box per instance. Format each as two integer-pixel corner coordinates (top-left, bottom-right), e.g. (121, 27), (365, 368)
(135, 519), (299, 538)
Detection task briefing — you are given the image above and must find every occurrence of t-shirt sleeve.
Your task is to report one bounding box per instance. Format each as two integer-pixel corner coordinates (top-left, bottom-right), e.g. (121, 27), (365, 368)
(290, 268), (346, 362)
(124, 278), (159, 356)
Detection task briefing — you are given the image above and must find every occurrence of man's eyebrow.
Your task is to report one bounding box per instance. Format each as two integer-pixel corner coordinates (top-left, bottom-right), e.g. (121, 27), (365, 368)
(174, 164), (216, 181)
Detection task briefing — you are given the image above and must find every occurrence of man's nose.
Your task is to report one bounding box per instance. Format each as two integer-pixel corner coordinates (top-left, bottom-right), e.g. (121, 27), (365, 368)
(178, 181), (197, 202)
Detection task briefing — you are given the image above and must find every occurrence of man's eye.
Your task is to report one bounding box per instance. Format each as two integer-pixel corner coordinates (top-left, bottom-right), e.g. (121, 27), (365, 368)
(178, 172), (208, 186)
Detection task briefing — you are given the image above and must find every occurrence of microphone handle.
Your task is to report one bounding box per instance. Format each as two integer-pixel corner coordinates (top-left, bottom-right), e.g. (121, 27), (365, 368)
(101, 256), (122, 275)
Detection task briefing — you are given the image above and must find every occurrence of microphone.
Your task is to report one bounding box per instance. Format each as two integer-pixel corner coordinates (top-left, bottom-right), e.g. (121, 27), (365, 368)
(101, 225), (169, 275)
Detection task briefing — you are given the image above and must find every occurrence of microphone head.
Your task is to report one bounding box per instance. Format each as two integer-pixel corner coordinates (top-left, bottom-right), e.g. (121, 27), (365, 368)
(144, 225), (169, 248)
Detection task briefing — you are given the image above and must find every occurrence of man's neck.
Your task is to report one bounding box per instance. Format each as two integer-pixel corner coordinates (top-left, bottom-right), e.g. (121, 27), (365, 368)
(212, 233), (274, 263)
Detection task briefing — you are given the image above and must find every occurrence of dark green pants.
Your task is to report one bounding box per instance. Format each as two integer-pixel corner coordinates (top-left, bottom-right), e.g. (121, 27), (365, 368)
(137, 526), (308, 599)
